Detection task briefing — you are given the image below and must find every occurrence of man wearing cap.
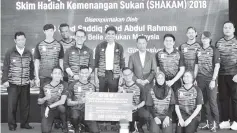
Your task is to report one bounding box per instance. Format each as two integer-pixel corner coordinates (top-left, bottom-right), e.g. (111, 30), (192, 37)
(215, 21), (237, 130)
(194, 31), (220, 132)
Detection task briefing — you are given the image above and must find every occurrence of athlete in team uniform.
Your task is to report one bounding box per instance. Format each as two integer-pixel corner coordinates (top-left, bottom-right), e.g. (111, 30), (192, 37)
(67, 66), (100, 133)
(179, 27), (201, 71)
(175, 71), (203, 133)
(148, 71), (175, 133)
(59, 23), (75, 53)
(215, 21), (237, 130)
(59, 23), (76, 82)
(156, 34), (185, 92)
(35, 24), (64, 106)
(118, 67), (151, 133)
(64, 29), (93, 83)
(39, 66), (68, 133)
(194, 31), (220, 132)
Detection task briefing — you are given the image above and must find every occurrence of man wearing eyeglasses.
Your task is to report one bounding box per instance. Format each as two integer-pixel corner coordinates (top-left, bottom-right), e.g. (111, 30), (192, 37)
(64, 29), (94, 83)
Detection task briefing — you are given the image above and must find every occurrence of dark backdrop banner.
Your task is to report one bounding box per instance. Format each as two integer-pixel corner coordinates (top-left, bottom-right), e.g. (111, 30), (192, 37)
(1, 0), (228, 63)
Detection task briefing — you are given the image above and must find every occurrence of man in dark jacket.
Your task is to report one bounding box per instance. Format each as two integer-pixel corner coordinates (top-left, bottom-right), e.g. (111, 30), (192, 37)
(2, 31), (34, 131)
(94, 26), (125, 92)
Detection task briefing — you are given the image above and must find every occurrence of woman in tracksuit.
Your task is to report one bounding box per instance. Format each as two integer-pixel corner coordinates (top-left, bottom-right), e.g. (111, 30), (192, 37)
(175, 71), (203, 133)
(148, 71), (175, 133)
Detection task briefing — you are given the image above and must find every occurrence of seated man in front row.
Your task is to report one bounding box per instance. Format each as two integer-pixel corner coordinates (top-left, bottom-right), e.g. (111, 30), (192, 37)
(118, 67), (152, 133)
(37, 66), (69, 133)
(67, 66), (100, 133)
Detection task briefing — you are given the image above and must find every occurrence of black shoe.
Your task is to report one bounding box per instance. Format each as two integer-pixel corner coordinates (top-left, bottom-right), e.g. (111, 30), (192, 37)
(20, 124), (34, 129)
(9, 126), (16, 131)
(54, 121), (62, 129)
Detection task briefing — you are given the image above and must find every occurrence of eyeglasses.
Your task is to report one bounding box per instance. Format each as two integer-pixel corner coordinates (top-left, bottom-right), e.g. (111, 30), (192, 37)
(123, 72), (132, 77)
(75, 36), (85, 38)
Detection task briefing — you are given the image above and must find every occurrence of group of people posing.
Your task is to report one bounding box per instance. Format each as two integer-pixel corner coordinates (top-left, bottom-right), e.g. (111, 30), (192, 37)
(2, 21), (237, 133)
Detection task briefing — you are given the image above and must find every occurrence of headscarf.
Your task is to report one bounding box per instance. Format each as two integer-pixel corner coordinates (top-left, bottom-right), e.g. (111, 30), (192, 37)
(153, 71), (170, 100)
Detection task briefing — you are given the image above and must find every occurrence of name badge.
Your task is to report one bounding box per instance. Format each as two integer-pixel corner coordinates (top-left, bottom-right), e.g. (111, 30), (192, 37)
(78, 87), (81, 92)
(161, 54), (165, 58)
(184, 47), (188, 52)
(42, 46), (47, 51)
(46, 89), (51, 95)
(58, 89), (62, 93)
(197, 52), (201, 57)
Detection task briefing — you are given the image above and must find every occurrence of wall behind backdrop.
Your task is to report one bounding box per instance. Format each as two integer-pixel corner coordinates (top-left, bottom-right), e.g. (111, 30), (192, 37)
(1, 0), (228, 63)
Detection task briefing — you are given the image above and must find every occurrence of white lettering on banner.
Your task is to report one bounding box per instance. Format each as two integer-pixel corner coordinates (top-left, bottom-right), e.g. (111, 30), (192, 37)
(88, 34), (104, 40)
(132, 34), (160, 41)
(67, 1), (118, 11)
(85, 17), (126, 23)
(147, 25), (177, 31)
(148, 0), (185, 9)
(120, 1), (145, 9)
(104, 25), (123, 32)
(127, 48), (161, 54)
(78, 25), (103, 33)
(116, 34), (131, 40)
(16, 2), (36, 10)
(124, 25), (145, 32)
(38, 1), (65, 10)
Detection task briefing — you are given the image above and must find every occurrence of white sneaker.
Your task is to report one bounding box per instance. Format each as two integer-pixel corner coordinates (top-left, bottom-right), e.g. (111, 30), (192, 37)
(219, 121), (231, 129)
(231, 121), (237, 130)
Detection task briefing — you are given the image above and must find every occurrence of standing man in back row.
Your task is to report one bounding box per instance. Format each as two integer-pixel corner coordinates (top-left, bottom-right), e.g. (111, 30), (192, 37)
(94, 26), (125, 92)
(59, 23), (76, 82)
(179, 27), (201, 71)
(2, 32), (34, 131)
(64, 29), (93, 83)
(128, 35), (157, 89)
(215, 21), (237, 131)
(35, 24), (64, 115)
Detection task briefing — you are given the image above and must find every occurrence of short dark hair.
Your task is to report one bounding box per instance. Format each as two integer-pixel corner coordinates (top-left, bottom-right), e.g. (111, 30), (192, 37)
(105, 26), (117, 34)
(43, 24), (54, 31)
(80, 65), (89, 71)
(59, 23), (69, 31)
(136, 35), (148, 42)
(183, 70), (195, 83)
(164, 34), (175, 41)
(122, 67), (132, 73)
(51, 66), (63, 73)
(223, 21), (235, 28)
(75, 29), (87, 36)
(14, 31), (26, 39)
(187, 26), (197, 32)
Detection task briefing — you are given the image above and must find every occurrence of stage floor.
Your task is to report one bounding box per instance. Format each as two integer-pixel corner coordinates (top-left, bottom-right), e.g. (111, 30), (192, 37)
(1, 123), (236, 133)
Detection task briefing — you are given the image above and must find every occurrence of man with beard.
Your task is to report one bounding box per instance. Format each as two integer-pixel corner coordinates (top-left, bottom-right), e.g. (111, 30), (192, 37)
(59, 23), (75, 82)
(179, 27), (201, 71)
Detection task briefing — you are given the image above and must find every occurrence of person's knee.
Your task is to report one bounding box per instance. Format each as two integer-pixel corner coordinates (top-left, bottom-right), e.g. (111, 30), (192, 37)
(58, 105), (66, 113)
